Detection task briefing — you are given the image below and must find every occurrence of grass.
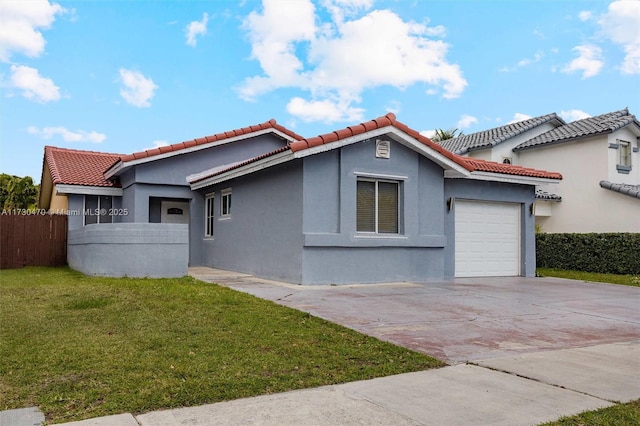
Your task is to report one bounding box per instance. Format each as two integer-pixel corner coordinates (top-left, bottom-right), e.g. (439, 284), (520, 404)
(540, 399), (640, 425)
(0, 267), (443, 424)
(537, 268), (640, 287)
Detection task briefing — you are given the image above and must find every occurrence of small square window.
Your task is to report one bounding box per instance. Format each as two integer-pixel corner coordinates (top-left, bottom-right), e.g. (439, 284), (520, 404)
(220, 189), (232, 217)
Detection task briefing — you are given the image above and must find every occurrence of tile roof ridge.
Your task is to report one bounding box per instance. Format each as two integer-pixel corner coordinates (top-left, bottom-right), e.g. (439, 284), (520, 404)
(289, 113), (397, 152)
(119, 118), (303, 164)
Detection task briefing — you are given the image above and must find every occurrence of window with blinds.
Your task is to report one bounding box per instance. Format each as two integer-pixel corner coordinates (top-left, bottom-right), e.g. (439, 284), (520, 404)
(356, 179), (399, 234)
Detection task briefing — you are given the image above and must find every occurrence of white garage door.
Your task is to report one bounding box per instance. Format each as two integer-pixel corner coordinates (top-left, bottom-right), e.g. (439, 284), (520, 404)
(455, 200), (520, 277)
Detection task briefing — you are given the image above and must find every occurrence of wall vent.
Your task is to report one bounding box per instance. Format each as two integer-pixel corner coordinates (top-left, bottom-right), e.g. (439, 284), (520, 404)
(376, 139), (391, 159)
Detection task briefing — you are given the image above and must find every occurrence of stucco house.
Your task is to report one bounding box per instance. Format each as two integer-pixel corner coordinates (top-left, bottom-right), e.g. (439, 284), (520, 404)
(438, 109), (640, 233)
(39, 114), (561, 283)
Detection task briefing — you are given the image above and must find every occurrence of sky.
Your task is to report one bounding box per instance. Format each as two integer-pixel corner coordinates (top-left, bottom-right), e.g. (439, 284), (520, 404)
(1, 0), (639, 183)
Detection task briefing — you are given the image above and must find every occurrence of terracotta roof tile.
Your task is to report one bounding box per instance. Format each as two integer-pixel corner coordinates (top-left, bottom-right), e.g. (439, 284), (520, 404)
(190, 113), (563, 185)
(44, 146), (123, 187)
(118, 119), (303, 163)
(460, 157), (562, 180)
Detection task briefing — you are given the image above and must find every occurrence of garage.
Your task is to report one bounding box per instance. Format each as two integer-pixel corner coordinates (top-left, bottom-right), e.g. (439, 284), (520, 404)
(455, 200), (521, 277)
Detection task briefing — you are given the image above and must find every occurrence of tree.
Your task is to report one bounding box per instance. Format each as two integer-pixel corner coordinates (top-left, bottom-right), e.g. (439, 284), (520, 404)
(431, 128), (463, 142)
(0, 174), (38, 210)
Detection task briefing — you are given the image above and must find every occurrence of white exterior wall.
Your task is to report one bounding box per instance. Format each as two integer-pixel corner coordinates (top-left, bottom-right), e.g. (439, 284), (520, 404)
(519, 135), (640, 233)
(607, 128), (640, 185)
(466, 122), (559, 165)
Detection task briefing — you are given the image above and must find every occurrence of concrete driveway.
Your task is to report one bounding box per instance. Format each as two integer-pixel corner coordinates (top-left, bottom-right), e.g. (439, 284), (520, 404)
(190, 269), (640, 364)
(41, 270), (639, 426)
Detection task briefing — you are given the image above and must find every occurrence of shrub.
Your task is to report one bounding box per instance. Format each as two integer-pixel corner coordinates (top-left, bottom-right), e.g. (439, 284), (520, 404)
(536, 233), (640, 275)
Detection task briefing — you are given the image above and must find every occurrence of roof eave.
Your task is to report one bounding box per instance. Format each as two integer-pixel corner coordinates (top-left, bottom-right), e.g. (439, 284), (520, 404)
(55, 184), (124, 196)
(106, 128), (298, 180)
(453, 171), (561, 185)
(292, 126), (472, 177)
(189, 150), (295, 190)
(513, 130), (613, 152)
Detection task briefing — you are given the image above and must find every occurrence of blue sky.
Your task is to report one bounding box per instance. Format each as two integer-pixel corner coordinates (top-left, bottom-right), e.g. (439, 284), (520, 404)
(1, 0), (639, 182)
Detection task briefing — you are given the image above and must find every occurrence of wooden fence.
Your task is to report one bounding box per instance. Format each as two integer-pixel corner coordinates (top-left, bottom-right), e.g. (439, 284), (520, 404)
(0, 214), (68, 269)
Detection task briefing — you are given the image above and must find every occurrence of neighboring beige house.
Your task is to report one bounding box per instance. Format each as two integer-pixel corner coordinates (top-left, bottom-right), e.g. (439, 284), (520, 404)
(439, 109), (640, 233)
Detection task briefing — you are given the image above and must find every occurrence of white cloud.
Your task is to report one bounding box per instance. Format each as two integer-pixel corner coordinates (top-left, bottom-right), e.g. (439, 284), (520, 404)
(508, 113), (533, 124)
(500, 51), (544, 72)
(140, 139), (169, 151)
(185, 12), (208, 47)
(28, 126), (106, 143)
(0, 0), (66, 62)
(419, 129), (436, 139)
(517, 51), (543, 67)
(578, 11), (593, 22)
(118, 68), (157, 107)
(560, 109), (591, 122)
(598, 0), (640, 74)
(240, 0), (466, 123)
(9, 65), (60, 102)
(286, 97), (364, 122)
(562, 44), (604, 78)
(456, 114), (478, 129)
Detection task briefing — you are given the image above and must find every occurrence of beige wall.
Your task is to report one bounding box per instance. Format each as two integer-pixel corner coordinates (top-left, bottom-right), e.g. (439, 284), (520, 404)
(519, 135), (640, 233)
(50, 186), (69, 211)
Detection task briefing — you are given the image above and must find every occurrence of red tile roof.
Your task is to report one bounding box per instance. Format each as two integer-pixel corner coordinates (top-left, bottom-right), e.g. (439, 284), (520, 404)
(459, 157), (562, 180)
(290, 113), (473, 170)
(191, 113), (563, 184)
(117, 119), (303, 163)
(44, 146), (123, 187)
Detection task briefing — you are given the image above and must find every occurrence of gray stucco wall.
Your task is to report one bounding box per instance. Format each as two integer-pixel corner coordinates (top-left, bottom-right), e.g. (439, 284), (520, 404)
(300, 138), (448, 284)
(115, 133), (288, 264)
(67, 223), (188, 278)
(444, 179), (537, 277)
(198, 161), (304, 283)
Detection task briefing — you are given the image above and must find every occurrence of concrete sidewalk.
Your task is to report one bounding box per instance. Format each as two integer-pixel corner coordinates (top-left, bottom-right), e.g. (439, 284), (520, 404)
(53, 341), (639, 425)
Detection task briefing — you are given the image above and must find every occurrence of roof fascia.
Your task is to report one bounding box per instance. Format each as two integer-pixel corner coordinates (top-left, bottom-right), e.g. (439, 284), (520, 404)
(292, 127), (471, 177)
(189, 150), (294, 190)
(105, 128), (297, 180)
(445, 170), (561, 185)
(55, 184), (124, 196)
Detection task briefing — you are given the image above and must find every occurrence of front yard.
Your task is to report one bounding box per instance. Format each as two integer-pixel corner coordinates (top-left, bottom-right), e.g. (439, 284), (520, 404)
(0, 267), (443, 424)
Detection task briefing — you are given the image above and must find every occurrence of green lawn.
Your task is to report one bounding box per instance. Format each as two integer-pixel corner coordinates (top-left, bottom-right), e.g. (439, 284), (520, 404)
(540, 399), (640, 425)
(537, 268), (640, 287)
(0, 267), (443, 424)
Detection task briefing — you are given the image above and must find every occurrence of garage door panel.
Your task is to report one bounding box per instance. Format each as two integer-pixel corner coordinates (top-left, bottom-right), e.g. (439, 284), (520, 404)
(455, 201), (520, 277)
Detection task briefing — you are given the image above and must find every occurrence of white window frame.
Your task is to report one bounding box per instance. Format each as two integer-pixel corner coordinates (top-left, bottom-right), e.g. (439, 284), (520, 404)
(618, 140), (631, 167)
(220, 188), (232, 218)
(83, 195), (113, 226)
(356, 178), (401, 235)
(204, 193), (215, 237)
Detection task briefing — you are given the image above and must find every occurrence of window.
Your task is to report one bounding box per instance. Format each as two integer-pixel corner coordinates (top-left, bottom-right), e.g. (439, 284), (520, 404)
(220, 189), (231, 217)
(502, 157), (512, 165)
(205, 194), (214, 237)
(84, 195), (113, 225)
(356, 179), (399, 234)
(619, 140), (631, 167)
